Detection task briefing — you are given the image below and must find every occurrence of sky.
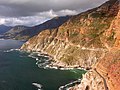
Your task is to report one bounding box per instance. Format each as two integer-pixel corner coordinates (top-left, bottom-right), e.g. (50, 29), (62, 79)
(0, 0), (108, 26)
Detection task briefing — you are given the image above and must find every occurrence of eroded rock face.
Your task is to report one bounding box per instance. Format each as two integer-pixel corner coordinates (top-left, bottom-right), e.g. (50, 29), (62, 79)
(95, 8), (120, 90)
(21, 0), (120, 90)
(69, 70), (106, 90)
(69, 50), (120, 90)
(21, 0), (119, 68)
(96, 50), (120, 90)
(69, 1), (120, 90)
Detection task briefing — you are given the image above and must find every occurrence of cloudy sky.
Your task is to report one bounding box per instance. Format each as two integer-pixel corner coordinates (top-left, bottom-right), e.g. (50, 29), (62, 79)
(0, 0), (108, 26)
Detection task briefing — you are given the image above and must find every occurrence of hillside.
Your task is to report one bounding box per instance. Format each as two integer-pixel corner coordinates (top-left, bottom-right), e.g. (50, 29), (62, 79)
(21, 0), (120, 90)
(21, 0), (119, 66)
(2, 16), (70, 40)
(0, 25), (12, 35)
(70, 9), (120, 90)
(3, 25), (30, 40)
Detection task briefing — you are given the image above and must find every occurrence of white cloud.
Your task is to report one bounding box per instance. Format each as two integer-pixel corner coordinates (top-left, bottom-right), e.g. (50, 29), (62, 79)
(0, 0), (109, 26)
(0, 18), (5, 24)
(56, 9), (78, 16)
(0, 9), (78, 26)
(0, 0), (108, 17)
(37, 10), (58, 18)
(0, 16), (48, 26)
(37, 9), (78, 18)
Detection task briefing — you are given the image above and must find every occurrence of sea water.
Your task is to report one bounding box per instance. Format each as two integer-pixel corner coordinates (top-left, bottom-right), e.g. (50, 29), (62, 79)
(0, 39), (86, 90)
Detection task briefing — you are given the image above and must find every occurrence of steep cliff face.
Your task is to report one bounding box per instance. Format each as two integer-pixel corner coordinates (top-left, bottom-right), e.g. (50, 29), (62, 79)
(21, 0), (119, 68)
(95, 8), (120, 90)
(71, 50), (120, 90)
(21, 0), (120, 90)
(69, 70), (106, 90)
(69, 1), (120, 90)
(96, 50), (120, 90)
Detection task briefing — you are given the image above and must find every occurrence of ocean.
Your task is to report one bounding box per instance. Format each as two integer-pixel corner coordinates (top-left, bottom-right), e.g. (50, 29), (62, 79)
(0, 39), (85, 90)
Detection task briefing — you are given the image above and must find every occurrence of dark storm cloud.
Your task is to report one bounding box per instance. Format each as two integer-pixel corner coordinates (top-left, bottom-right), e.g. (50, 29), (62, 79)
(0, 0), (108, 17)
(0, 0), (108, 26)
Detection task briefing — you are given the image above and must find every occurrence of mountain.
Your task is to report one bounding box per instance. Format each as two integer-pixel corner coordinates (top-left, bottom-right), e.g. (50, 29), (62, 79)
(3, 25), (30, 40)
(21, 0), (119, 66)
(3, 16), (70, 40)
(72, 6), (120, 90)
(21, 0), (120, 90)
(0, 25), (12, 35)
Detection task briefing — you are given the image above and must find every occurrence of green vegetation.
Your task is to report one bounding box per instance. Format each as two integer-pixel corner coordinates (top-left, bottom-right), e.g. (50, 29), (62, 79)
(91, 12), (106, 18)
(107, 32), (115, 41)
(106, 32), (116, 47)
(70, 32), (79, 37)
(61, 55), (76, 65)
(89, 33), (99, 38)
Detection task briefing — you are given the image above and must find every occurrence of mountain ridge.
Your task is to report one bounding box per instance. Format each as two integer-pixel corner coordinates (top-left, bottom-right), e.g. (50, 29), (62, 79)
(2, 16), (70, 40)
(0, 25), (12, 35)
(21, 0), (120, 90)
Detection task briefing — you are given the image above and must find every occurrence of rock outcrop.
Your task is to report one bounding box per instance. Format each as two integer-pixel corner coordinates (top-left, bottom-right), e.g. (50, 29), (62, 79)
(72, 50), (120, 90)
(21, 0), (120, 90)
(69, 70), (106, 90)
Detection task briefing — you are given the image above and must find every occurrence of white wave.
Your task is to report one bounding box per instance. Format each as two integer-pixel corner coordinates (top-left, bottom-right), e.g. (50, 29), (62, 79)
(37, 61), (49, 68)
(4, 49), (14, 53)
(44, 65), (58, 69)
(59, 79), (81, 90)
(28, 54), (37, 59)
(27, 52), (53, 69)
(32, 82), (43, 90)
(36, 58), (39, 61)
(3, 48), (20, 53)
(38, 53), (50, 58)
(26, 51), (85, 71)
(38, 89), (42, 90)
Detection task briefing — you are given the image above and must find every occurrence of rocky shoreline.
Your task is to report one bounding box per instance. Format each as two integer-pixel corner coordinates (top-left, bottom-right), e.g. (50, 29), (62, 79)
(21, 50), (88, 90)
(24, 50), (88, 71)
(59, 79), (81, 90)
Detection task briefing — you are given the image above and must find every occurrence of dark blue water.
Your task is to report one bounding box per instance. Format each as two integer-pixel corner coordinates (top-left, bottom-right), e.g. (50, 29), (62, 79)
(0, 39), (85, 90)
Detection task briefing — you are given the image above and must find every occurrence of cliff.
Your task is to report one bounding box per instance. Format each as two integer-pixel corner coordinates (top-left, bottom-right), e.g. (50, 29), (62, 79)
(21, 0), (120, 90)
(21, 0), (119, 67)
(69, 0), (120, 90)
(95, 7), (120, 90)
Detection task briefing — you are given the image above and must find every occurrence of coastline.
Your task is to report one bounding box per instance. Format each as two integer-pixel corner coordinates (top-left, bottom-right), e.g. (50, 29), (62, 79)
(22, 49), (87, 71)
(1, 47), (86, 90)
(59, 79), (81, 90)
(20, 49), (87, 90)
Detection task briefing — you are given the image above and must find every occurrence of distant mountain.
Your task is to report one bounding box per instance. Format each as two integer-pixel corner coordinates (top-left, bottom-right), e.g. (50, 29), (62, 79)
(3, 16), (70, 40)
(3, 25), (30, 40)
(0, 25), (12, 34)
